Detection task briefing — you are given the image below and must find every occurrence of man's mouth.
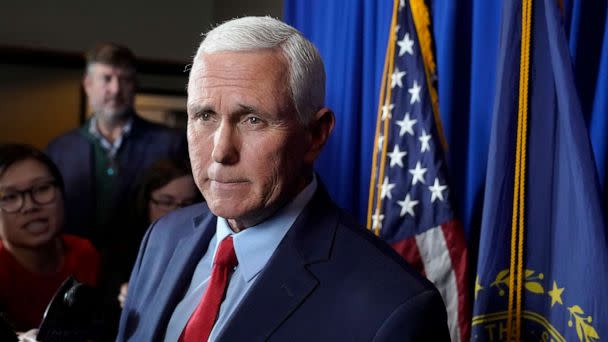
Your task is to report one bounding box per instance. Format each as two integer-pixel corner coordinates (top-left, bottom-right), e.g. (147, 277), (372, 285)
(209, 179), (249, 191)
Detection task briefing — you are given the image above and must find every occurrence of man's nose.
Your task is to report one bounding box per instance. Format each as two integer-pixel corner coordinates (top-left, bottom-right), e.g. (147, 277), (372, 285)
(108, 76), (121, 94)
(212, 122), (239, 164)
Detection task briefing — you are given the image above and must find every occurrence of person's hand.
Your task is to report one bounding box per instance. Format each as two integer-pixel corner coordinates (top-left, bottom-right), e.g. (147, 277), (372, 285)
(118, 282), (129, 308)
(17, 329), (39, 341)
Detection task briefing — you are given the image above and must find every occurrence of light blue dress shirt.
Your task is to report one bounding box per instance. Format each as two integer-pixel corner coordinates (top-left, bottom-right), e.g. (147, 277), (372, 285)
(164, 177), (317, 342)
(88, 115), (133, 158)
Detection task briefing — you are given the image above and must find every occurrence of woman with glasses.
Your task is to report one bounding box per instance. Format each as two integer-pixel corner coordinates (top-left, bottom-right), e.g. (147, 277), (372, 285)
(0, 143), (100, 333)
(138, 159), (200, 224)
(117, 158), (200, 308)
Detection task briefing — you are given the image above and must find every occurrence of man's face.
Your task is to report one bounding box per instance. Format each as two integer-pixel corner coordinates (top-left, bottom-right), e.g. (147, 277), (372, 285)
(187, 50), (315, 231)
(83, 63), (136, 121)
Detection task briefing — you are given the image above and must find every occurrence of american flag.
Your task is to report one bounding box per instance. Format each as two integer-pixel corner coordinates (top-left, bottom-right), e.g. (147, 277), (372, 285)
(367, 1), (469, 341)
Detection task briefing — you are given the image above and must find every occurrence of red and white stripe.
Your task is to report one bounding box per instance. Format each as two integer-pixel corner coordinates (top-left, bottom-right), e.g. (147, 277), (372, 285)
(391, 220), (469, 342)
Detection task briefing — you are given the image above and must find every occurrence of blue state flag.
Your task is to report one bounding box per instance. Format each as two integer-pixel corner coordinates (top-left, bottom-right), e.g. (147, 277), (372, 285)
(472, 0), (608, 341)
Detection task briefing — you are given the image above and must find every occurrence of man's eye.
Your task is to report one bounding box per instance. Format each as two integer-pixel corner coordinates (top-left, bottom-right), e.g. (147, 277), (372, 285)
(247, 116), (260, 124)
(199, 112), (212, 121)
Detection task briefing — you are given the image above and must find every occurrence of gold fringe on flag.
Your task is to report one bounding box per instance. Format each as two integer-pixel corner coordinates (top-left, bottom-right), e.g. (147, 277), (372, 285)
(507, 0), (532, 340)
(409, 0), (447, 151)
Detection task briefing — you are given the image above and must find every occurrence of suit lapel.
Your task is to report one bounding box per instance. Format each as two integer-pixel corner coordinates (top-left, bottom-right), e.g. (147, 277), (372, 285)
(218, 185), (340, 341)
(217, 238), (318, 341)
(148, 212), (217, 339)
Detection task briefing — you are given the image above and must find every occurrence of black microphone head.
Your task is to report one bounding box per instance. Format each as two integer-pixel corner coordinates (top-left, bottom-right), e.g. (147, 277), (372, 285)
(38, 276), (102, 342)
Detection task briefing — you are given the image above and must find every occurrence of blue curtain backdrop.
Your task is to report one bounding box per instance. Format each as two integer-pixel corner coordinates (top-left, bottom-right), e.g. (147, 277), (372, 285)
(284, 0), (393, 227)
(284, 0), (608, 244)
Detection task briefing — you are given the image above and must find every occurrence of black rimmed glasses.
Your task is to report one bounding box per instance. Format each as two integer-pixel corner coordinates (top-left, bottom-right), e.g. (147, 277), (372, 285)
(0, 181), (58, 213)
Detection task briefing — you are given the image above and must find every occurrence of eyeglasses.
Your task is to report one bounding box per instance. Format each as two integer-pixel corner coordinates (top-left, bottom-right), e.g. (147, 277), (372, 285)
(149, 197), (195, 211)
(0, 181), (58, 213)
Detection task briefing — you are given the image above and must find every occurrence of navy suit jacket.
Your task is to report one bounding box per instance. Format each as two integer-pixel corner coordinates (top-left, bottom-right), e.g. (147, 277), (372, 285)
(117, 185), (450, 341)
(46, 114), (186, 246)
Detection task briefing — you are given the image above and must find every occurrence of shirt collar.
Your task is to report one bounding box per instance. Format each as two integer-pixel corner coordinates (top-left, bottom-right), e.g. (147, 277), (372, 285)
(88, 114), (134, 155)
(214, 175), (318, 282)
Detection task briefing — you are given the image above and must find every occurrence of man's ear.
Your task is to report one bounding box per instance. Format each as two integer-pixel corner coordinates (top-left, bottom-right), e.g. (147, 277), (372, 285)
(304, 108), (335, 163)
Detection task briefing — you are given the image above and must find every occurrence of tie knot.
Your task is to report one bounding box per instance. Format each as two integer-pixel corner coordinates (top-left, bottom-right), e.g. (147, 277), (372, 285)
(215, 236), (238, 269)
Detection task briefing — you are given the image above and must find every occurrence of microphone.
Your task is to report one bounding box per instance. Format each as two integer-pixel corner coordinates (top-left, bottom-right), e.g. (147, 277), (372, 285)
(37, 276), (102, 342)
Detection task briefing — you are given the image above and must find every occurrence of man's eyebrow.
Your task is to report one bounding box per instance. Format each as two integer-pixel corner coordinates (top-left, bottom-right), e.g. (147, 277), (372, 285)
(235, 104), (258, 115)
(187, 104), (214, 115)
(188, 103), (261, 115)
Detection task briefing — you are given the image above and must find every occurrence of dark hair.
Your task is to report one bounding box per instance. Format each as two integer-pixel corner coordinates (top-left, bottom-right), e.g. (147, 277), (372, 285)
(0, 144), (65, 195)
(134, 158), (197, 225)
(85, 42), (136, 71)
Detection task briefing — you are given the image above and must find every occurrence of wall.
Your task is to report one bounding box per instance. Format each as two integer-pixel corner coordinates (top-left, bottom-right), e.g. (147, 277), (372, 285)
(213, 0), (284, 24)
(0, 0), (214, 61)
(0, 0), (283, 61)
(0, 64), (82, 148)
(0, 63), (192, 149)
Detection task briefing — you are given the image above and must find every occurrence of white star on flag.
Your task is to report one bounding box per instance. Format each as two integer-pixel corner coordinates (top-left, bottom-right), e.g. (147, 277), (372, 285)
(397, 194), (419, 217)
(395, 24), (400, 35)
(397, 33), (415, 56)
(428, 177), (447, 203)
(419, 129), (431, 152)
(372, 208), (385, 230)
(377, 135), (384, 152)
(380, 176), (396, 199)
(391, 67), (407, 88)
(408, 80), (422, 104)
(399, 0), (405, 10)
(381, 103), (395, 121)
(395, 112), (417, 136)
(387, 144), (407, 168)
(409, 161), (427, 185)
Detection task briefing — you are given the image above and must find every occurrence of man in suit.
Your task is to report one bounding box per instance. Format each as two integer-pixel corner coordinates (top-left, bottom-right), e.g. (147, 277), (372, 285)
(118, 17), (450, 341)
(46, 42), (187, 339)
(46, 42), (186, 247)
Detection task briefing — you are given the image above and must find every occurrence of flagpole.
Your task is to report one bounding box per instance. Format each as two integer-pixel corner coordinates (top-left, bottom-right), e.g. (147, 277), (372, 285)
(367, 0), (399, 235)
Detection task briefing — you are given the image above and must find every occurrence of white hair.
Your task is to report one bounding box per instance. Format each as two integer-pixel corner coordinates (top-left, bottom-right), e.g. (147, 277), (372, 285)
(194, 16), (326, 124)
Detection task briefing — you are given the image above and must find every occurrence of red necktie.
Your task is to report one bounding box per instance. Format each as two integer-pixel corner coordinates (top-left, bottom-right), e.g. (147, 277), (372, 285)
(179, 236), (238, 342)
